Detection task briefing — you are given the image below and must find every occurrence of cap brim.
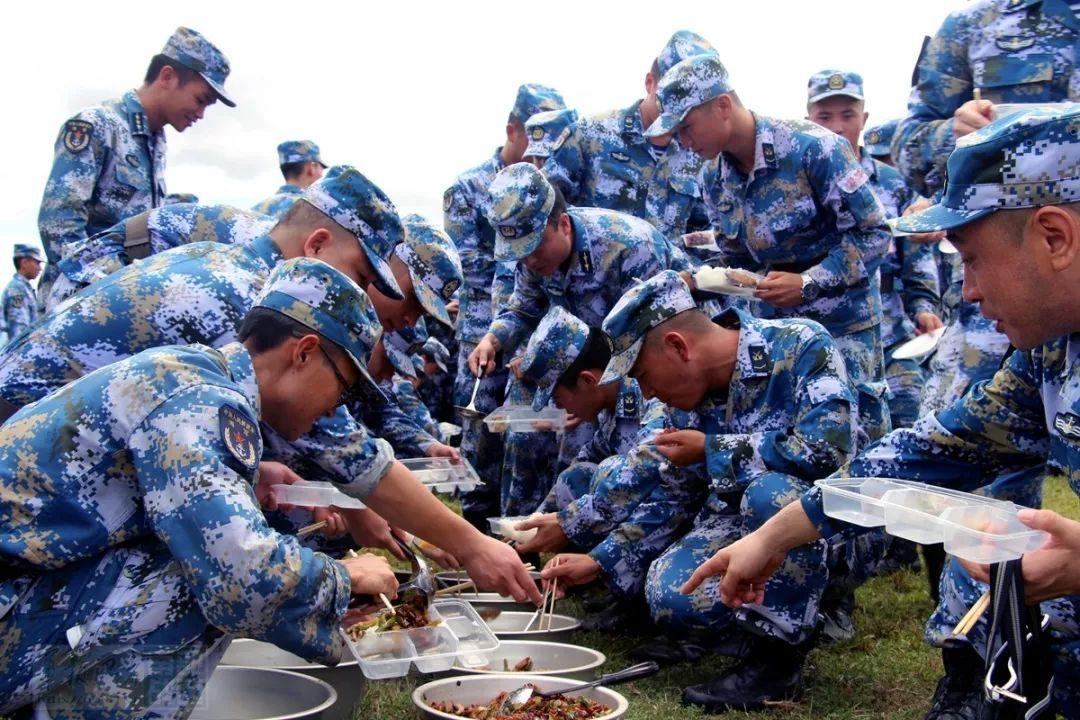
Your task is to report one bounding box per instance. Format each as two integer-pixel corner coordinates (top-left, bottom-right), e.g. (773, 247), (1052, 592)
(808, 90), (864, 105)
(201, 73), (236, 108)
(600, 336), (643, 385)
(365, 246), (405, 300)
(341, 348), (389, 406)
(435, 358), (448, 373)
(644, 113), (680, 139)
(890, 202), (993, 234)
(411, 269), (453, 327)
(494, 229), (544, 263)
(385, 341), (417, 378)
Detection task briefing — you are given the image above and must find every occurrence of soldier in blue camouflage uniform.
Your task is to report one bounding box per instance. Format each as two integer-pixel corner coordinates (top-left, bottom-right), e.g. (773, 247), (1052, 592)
(418, 335), (453, 420)
(576, 271), (855, 710)
(0, 257), (400, 718)
(374, 323), (445, 444)
(690, 106), (1080, 719)
(443, 83), (567, 528)
(164, 192), (198, 204)
(252, 140), (328, 218)
(467, 163), (688, 515)
(37, 26), (234, 310)
(649, 53), (893, 446)
(1, 244), (43, 344)
(48, 203), (275, 308)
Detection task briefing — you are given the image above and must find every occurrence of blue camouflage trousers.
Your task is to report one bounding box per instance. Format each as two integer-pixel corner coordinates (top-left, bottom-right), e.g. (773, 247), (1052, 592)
(455, 341), (508, 520)
(646, 472), (827, 645)
(884, 352), (925, 430)
(833, 326), (891, 448)
(0, 543), (227, 719)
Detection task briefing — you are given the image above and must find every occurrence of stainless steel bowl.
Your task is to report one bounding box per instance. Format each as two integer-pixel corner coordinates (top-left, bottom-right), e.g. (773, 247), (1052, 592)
(451, 640), (605, 681)
(434, 571), (542, 613)
(413, 673), (628, 720)
(221, 640), (363, 720)
(484, 611), (581, 641)
(189, 666), (336, 720)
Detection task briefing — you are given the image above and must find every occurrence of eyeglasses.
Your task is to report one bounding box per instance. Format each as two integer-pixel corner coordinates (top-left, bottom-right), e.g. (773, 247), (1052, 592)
(317, 343), (365, 408)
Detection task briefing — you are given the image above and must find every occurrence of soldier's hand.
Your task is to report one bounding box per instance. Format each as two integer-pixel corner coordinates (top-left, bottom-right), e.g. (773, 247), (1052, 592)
(340, 508), (407, 560)
(468, 335), (500, 376)
(392, 529), (461, 569)
(460, 534), (544, 605)
(541, 554), (600, 598)
(915, 312), (944, 335)
(755, 271), (804, 308)
(564, 413), (583, 431)
(341, 553), (399, 597)
(681, 532), (787, 608)
(654, 429), (707, 466)
(426, 442), (461, 463)
(953, 98), (994, 138)
(900, 197), (948, 244)
(445, 299), (460, 317)
(506, 356), (524, 380)
(254, 461), (304, 510)
(513, 513), (569, 554)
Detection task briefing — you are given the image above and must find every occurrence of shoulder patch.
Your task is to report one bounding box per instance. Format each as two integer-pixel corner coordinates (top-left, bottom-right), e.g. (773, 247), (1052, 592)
(63, 120), (93, 154)
(838, 166), (870, 194)
(8, 294), (23, 308)
(219, 405), (259, 471)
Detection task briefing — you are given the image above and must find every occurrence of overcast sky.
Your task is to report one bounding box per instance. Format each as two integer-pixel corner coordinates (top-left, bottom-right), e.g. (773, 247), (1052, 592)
(3, 0), (966, 278)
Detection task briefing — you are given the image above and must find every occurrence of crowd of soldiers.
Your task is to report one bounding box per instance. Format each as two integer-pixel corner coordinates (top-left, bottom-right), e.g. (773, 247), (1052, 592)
(2, 2), (1080, 718)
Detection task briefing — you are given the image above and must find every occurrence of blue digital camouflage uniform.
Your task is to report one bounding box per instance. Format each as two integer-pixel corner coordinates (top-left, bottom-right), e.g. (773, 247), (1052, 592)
(418, 334), (454, 421)
(524, 108), (579, 162)
(649, 53), (892, 445)
(891, 0), (1080, 198)
(252, 140), (327, 218)
(251, 183), (302, 218)
(49, 203), (276, 308)
(863, 120), (899, 160)
(164, 192), (198, 204)
(1, 245), (43, 342)
(599, 272), (856, 622)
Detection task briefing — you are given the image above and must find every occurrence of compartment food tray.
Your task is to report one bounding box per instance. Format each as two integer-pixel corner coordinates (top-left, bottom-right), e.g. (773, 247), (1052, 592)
(270, 480), (366, 509)
(483, 405), (568, 433)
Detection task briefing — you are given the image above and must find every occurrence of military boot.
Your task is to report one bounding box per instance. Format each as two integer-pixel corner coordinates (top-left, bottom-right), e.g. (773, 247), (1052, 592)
(923, 645), (986, 720)
(681, 633), (810, 711)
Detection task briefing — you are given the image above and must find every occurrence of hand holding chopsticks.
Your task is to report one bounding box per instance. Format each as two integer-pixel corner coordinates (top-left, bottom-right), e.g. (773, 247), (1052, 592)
(951, 591), (990, 638)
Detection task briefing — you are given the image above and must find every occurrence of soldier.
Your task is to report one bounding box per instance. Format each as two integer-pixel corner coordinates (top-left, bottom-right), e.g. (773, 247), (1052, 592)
(575, 270), (855, 709)
(543, 30), (715, 244)
(443, 83), (566, 529)
(467, 163), (688, 515)
(37, 26), (234, 309)
(686, 106), (1080, 720)
(252, 140), (328, 218)
(649, 53), (892, 445)
(864, 119), (900, 165)
(1, 245), (43, 343)
(0, 257), (399, 717)
(373, 323), (445, 444)
(417, 335), (452, 419)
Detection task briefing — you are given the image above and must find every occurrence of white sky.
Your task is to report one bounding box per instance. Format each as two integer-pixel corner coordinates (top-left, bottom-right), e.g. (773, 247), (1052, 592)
(2, 0), (968, 276)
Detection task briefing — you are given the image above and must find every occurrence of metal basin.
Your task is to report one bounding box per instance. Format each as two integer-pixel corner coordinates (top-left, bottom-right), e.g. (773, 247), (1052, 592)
(451, 640), (605, 680)
(434, 571), (542, 613)
(413, 673), (628, 719)
(189, 666), (336, 720)
(484, 611), (580, 642)
(221, 639), (363, 720)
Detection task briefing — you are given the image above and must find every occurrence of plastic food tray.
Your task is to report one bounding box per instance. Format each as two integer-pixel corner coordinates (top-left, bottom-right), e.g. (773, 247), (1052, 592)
(693, 266), (763, 298)
(940, 504), (1049, 565)
(270, 480), (366, 509)
(483, 405), (568, 433)
(891, 327), (946, 361)
(399, 457), (455, 484)
(341, 599), (500, 679)
(487, 516), (539, 544)
(815, 477), (912, 527)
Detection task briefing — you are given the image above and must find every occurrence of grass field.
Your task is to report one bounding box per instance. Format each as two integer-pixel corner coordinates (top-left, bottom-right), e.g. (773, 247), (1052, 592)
(352, 477), (1079, 719)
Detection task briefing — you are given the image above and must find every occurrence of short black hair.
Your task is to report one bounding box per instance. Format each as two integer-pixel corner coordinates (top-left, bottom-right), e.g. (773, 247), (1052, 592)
(650, 59), (661, 81)
(238, 307), (315, 353)
(280, 161), (308, 181)
(546, 184), (567, 227)
(144, 54), (201, 85)
(556, 328), (611, 388)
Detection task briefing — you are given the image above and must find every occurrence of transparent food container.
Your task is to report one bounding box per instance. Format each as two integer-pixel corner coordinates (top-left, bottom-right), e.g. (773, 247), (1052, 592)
(940, 504), (1049, 564)
(270, 480), (366, 509)
(483, 405), (568, 433)
(693, 266), (764, 298)
(341, 600), (500, 679)
(488, 515), (539, 544)
(399, 457), (455, 484)
(815, 477), (911, 527)
(881, 487), (1015, 545)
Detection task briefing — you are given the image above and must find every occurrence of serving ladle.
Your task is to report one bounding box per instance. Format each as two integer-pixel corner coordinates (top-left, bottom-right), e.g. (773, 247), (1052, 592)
(498, 661), (659, 714)
(455, 366), (486, 420)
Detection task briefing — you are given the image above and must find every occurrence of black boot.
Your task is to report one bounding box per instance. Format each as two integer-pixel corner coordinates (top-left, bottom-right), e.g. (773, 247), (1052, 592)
(681, 634), (809, 711)
(581, 595), (650, 632)
(632, 625), (754, 666)
(923, 645), (985, 720)
(820, 587), (856, 643)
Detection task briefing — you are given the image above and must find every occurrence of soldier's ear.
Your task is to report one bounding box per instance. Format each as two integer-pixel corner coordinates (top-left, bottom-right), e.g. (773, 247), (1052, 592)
(1034, 205), (1080, 272)
(577, 369), (601, 389)
(663, 331), (691, 361)
(291, 334), (321, 368)
(302, 228), (333, 257)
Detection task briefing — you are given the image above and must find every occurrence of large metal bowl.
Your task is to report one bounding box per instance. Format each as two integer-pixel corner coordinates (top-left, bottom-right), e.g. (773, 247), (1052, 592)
(413, 673), (628, 719)
(189, 666), (336, 720)
(434, 571), (542, 613)
(451, 640), (605, 681)
(221, 640), (363, 720)
(484, 611), (581, 642)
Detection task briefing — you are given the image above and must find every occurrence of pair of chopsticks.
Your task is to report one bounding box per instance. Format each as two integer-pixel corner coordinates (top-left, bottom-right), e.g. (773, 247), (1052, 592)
(951, 591), (990, 637)
(524, 557), (561, 631)
(297, 520), (328, 537)
(433, 562), (536, 598)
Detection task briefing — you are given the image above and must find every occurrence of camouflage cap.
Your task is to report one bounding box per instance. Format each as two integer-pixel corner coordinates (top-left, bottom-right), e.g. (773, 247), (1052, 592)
(892, 104), (1080, 233)
(488, 163), (556, 262)
(521, 306), (590, 390)
(253, 257), (384, 404)
(807, 69), (864, 105)
(421, 337), (450, 373)
(301, 165), (405, 301)
(13, 244), (44, 262)
(864, 119), (899, 158)
(510, 83), (567, 124)
(411, 354), (427, 375)
(524, 109), (579, 160)
(385, 323), (429, 379)
(656, 30), (717, 78)
(278, 140), (326, 167)
(645, 53), (733, 138)
(600, 270), (697, 384)
(164, 193), (198, 205)
(395, 214), (463, 328)
(161, 27), (235, 108)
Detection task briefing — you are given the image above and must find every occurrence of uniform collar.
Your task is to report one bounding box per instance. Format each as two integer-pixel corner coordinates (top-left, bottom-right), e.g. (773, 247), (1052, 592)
(219, 342), (261, 416)
(749, 113), (780, 176)
(250, 234), (287, 272)
(1037, 0), (1080, 33)
(615, 377), (642, 419)
(567, 209), (596, 273)
(716, 307), (772, 381)
(122, 89), (154, 138)
(620, 100), (646, 142)
(858, 148), (880, 181)
(277, 184), (303, 196)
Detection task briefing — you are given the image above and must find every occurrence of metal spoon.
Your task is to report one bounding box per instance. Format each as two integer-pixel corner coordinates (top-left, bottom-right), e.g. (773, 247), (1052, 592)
(498, 661), (660, 714)
(455, 366), (485, 420)
(394, 536), (436, 610)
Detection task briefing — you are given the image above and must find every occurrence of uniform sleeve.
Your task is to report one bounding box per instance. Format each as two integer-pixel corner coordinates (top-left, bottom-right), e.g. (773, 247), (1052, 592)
(899, 237), (941, 320)
(542, 125), (587, 205)
(3, 286), (35, 340)
(132, 389), (351, 664)
(892, 11), (972, 196)
(488, 264), (549, 350)
(706, 332), (856, 494)
(443, 183), (483, 292)
(360, 396), (438, 457)
(38, 113), (109, 265)
(803, 137), (892, 292)
(802, 347), (1050, 538)
(393, 380), (444, 443)
(56, 214), (134, 286)
(490, 259), (518, 321)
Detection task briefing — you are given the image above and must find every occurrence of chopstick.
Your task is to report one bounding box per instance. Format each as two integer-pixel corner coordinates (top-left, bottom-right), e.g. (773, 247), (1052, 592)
(952, 591), (990, 637)
(435, 580), (476, 596)
(378, 593), (395, 612)
(297, 520), (328, 537)
(545, 557), (561, 631)
(523, 557), (561, 631)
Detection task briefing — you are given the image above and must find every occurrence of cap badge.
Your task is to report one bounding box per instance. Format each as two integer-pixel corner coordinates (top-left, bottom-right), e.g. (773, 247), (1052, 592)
(827, 74), (845, 90)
